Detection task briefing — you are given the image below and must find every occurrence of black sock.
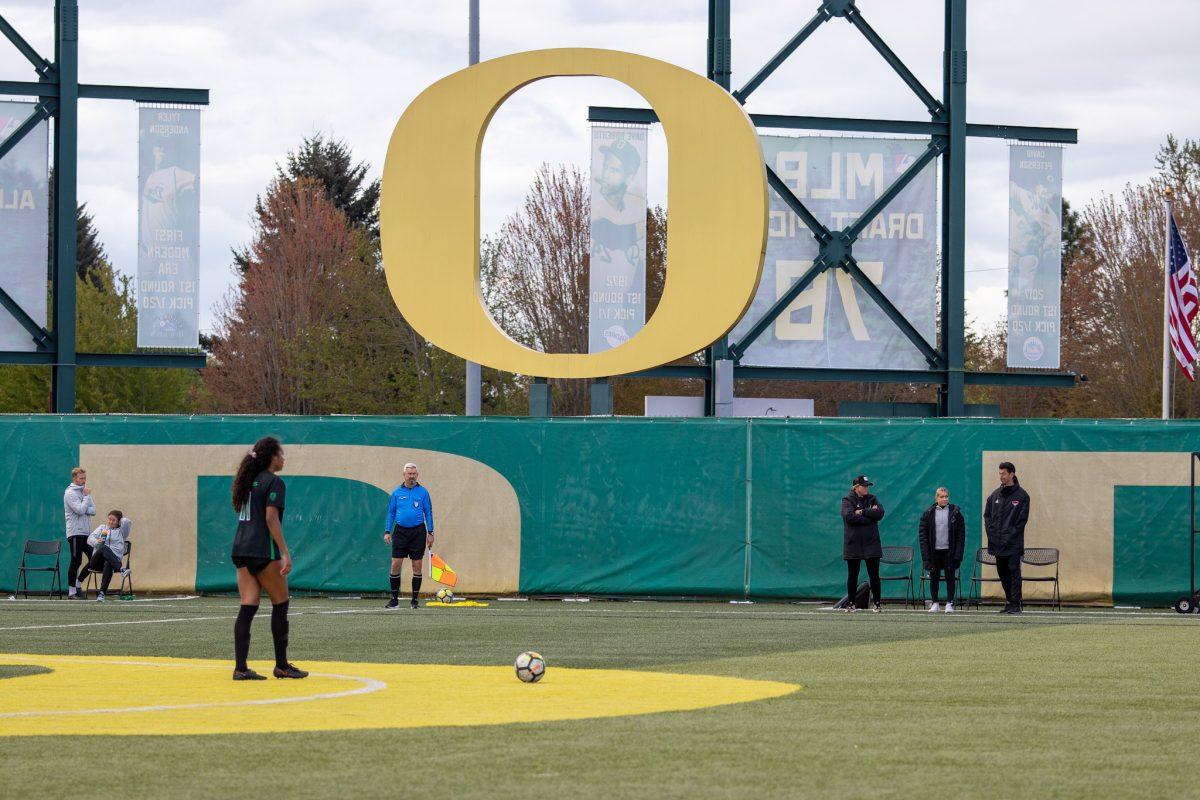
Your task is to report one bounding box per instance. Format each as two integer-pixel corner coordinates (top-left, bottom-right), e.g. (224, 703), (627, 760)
(389, 573), (401, 599)
(271, 601), (290, 669)
(234, 604), (258, 671)
(411, 575), (422, 601)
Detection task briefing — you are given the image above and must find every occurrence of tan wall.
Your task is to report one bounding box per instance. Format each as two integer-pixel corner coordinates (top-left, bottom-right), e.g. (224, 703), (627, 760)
(81, 444), (521, 593)
(979, 451), (1191, 604)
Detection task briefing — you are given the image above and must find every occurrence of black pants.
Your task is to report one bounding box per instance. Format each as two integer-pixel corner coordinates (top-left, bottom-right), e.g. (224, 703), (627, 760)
(846, 557), (881, 605)
(928, 550), (957, 603)
(994, 552), (1022, 607)
(67, 537), (94, 588)
(81, 546), (122, 593)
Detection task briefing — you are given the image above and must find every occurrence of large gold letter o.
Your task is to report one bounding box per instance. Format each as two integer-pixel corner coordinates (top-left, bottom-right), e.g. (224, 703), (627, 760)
(381, 48), (767, 378)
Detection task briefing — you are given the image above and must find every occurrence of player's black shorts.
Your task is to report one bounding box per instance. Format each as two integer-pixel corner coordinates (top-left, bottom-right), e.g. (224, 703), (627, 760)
(232, 555), (277, 575)
(391, 524), (427, 560)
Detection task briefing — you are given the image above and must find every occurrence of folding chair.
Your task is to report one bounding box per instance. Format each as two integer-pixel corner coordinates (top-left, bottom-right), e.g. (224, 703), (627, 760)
(879, 546), (915, 608)
(968, 547), (1001, 608)
(918, 564), (963, 605)
(83, 519), (133, 598)
(16, 539), (63, 598)
(1021, 547), (1061, 609)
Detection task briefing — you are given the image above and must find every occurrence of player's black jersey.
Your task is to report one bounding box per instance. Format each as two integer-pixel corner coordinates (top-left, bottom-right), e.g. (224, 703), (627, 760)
(231, 470), (285, 559)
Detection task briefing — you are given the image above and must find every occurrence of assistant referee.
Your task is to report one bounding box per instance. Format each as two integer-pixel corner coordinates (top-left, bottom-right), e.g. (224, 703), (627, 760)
(383, 462), (434, 610)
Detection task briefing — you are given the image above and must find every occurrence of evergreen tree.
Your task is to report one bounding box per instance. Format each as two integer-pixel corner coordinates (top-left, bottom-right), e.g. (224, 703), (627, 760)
(75, 203), (109, 290)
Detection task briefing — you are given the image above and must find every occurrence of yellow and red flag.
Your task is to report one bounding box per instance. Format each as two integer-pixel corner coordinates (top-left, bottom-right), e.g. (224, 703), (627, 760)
(430, 553), (457, 587)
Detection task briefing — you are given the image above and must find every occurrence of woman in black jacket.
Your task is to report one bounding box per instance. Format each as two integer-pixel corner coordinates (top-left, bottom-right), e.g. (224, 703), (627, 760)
(917, 487), (966, 612)
(841, 475), (885, 612)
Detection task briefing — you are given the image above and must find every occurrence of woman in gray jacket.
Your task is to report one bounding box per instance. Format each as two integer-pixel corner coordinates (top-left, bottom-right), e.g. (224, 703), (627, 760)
(64, 466), (97, 599)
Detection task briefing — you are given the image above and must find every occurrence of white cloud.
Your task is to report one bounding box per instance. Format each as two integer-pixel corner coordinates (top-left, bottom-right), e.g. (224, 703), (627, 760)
(1, 0), (1197, 337)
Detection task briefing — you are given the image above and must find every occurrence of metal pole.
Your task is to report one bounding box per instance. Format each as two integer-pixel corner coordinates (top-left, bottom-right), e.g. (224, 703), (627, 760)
(942, 0), (967, 416)
(465, 0), (482, 416)
(1162, 189), (1174, 420)
(706, 0), (732, 416)
(51, 0), (78, 413)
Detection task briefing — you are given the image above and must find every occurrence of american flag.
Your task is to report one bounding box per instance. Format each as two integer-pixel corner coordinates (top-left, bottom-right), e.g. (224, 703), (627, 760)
(1168, 212), (1198, 381)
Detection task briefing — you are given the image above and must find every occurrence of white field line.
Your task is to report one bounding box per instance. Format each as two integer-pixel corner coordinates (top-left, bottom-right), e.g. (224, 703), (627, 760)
(0, 613), (309, 632)
(4, 596), (200, 604)
(0, 656), (384, 718)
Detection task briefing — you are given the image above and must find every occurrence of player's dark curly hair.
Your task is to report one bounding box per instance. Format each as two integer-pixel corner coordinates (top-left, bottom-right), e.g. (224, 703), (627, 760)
(232, 436), (282, 512)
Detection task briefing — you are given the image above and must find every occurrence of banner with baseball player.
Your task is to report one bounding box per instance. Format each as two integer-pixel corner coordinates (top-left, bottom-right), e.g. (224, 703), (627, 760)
(588, 124), (648, 353)
(137, 106), (201, 348)
(730, 135), (938, 369)
(0, 101), (49, 352)
(1006, 144), (1062, 368)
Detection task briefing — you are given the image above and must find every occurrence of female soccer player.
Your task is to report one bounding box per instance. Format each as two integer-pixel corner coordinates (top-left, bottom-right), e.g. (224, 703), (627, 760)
(230, 436), (307, 681)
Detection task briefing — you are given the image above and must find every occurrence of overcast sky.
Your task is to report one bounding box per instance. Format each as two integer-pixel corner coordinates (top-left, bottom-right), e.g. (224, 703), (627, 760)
(2, 0), (1197, 336)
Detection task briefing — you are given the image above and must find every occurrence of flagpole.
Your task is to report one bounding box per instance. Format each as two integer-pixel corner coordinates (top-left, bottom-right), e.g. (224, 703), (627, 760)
(1163, 187), (1174, 420)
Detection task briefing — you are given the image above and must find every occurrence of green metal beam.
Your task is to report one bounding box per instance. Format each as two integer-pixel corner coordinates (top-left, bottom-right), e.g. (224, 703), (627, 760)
(727, 257), (831, 362)
(842, 257), (942, 367)
(844, 5), (944, 116)
(941, 0), (968, 415)
(0, 79), (55, 96)
(77, 352), (206, 369)
(78, 84), (209, 104)
(0, 99), (55, 163)
(963, 371), (1076, 387)
(626, 363), (1076, 388)
(0, 351), (206, 368)
(966, 122), (1077, 144)
(588, 106), (1077, 144)
(732, 7), (831, 103)
(845, 140), (943, 241)
(0, 284), (53, 350)
(50, 0), (79, 413)
(0, 14), (52, 76)
(764, 165), (832, 243)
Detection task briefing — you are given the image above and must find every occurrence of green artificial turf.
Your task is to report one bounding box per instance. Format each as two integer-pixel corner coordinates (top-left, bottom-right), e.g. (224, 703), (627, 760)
(0, 597), (1196, 799)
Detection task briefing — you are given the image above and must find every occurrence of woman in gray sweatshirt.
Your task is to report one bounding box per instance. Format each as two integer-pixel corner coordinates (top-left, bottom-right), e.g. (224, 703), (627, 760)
(64, 466), (97, 598)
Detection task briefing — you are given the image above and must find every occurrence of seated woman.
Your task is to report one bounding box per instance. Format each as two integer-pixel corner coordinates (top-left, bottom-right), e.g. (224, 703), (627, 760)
(82, 510), (130, 602)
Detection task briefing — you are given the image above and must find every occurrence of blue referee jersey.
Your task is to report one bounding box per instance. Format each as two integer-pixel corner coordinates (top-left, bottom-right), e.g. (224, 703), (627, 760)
(385, 483), (434, 533)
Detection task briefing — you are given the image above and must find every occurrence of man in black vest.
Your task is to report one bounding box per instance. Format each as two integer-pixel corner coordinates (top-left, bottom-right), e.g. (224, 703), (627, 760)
(984, 461), (1031, 614)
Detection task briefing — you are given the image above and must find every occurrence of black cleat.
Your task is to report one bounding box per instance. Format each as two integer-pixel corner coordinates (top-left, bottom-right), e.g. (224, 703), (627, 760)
(842, 603), (857, 613)
(232, 668), (267, 681)
(871, 604), (882, 614)
(410, 598), (420, 609)
(385, 597), (401, 610)
(274, 663), (308, 679)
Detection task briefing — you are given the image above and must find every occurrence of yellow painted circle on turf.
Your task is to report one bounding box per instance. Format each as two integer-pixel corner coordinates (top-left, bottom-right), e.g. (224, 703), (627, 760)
(0, 654), (798, 736)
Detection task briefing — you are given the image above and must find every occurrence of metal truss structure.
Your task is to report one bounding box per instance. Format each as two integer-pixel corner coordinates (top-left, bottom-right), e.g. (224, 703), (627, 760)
(589, 0), (1078, 416)
(0, 1), (208, 412)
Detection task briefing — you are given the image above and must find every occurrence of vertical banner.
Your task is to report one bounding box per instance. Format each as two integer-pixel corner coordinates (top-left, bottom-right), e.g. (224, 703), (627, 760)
(588, 125), (647, 353)
(138, 106), (201, 348)
(0, 102), (49, 352)
(1006, 145), (1062, 368)
(729, 136), (938, 368)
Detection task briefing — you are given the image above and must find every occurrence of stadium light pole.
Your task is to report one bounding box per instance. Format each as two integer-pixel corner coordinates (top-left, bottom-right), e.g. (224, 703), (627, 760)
(465, 0), (483, 417)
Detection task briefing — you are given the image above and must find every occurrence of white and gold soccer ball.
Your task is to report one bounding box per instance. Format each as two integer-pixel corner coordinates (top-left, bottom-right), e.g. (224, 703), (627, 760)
(435, 588), (453, 603)
(514, 651), (546, 683)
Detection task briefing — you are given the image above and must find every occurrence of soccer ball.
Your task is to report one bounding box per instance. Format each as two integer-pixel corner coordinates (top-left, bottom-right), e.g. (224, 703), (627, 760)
(514, 651), (546, 683)
(436, 588), (453, 603)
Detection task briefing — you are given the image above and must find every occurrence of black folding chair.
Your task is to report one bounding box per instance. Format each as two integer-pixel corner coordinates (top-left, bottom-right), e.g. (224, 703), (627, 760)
(16, 539), (63, 598)
(879, 546), (915, 608)
(1021, 547), (1061, 609)
(918, 564), (963, 605)
(968, 547), (1001, 608)
(83, 520), (133, 598)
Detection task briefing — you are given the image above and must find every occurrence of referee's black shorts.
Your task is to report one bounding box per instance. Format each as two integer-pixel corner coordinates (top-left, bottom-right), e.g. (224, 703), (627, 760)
(391, 524), (427, 560)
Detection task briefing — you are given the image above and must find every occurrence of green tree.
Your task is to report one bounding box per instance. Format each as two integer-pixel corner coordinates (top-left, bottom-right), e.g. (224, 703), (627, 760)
(0, 262), (199, 412)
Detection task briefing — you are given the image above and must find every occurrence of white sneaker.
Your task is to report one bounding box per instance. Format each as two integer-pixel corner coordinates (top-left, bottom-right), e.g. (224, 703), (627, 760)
(928, 603), (940, 613)
(96, 592), (105, 603)
(945, 603), (955, 613)
(120, 568), (130, 578)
